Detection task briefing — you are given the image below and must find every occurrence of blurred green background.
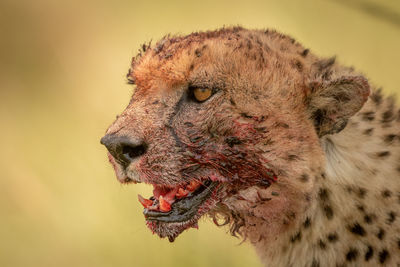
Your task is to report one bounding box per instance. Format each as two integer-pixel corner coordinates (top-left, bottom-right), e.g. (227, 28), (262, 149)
(0, 0), (399, 266)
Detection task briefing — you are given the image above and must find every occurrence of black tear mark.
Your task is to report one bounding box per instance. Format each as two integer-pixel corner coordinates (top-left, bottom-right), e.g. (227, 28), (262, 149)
(166, 93), (186, 148)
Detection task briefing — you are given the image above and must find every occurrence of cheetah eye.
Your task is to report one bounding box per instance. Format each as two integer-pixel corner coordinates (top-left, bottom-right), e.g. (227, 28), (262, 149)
(190, 87), (213, 102)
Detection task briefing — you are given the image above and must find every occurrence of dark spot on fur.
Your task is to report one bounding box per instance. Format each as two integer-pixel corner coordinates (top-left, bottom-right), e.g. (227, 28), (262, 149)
(327, 232), (338, 242)
(194, 48), (202, 57)
(333, 92), (351, 102)
(184, 121), (193, 127)
(346, 248), (359, 262)
(189, 64), (194, 71)
(225, 136), (242, 147)
(397, 238), (400, 249)
(152, 100), (159, 105)
(348, 223), (366, 236)
(292, 59), (303, 72)
(363, 128), (374, 136)
(371, 90), (383, 105)
(357, 188), (367, 198)
(382, 189), (392, 198)
(323, 205), (334, 219)
(255, 127), (267, 132)
(387, 211), (396, 224)
(364, 214), (374, 224)
(229, 98), (236, 106)
(362, 111), (375, 121)
(271, 191), (279, 196)
(382, 109), (394, 123)
(376, 151), (390, 158)
(377, 228), (385, 240)
(312, 109), (325, 134)
(378, 249), (389, 264)
(318, 188), (329, 201)
(300, 174), (309, 182)
(311, 259), (320, 267)
(275, 122), (289, 128)
(365, 245), (374, 261)
(318, 239), (327, 249)
(290, 231), (302, 242)
(383, 134), (396, 144)
(315, 57), (335, 71)
(301, 49), (309, 57)
(240, 112), (253, 119)
(357, 204), (365, 213)
(189, 136), (202, 143)
(303, 217), (311, 228)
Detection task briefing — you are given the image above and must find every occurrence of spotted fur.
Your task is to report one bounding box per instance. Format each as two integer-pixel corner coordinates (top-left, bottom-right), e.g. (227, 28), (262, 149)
(102, 27), (400, 267)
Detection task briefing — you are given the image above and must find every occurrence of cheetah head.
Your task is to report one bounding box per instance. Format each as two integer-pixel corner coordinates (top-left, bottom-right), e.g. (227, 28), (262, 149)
(101, 27), (370, 242)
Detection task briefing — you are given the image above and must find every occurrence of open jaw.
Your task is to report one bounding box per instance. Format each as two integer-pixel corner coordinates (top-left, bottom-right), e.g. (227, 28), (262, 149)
(137, 178), (222, 242)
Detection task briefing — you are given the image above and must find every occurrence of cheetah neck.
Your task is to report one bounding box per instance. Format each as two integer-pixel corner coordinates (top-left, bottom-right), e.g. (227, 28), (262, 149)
(240, 97), (400, 266)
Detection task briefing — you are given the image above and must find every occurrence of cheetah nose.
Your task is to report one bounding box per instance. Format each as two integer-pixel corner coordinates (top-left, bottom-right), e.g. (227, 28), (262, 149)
(100, 134), (148, 165)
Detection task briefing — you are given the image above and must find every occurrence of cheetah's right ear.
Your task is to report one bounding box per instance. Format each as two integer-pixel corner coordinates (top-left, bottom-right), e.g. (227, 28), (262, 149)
(307, 75), (370, 137)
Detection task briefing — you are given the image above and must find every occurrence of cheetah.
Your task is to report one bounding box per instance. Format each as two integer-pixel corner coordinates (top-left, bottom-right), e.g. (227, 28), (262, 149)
(101, 27), (400, 266)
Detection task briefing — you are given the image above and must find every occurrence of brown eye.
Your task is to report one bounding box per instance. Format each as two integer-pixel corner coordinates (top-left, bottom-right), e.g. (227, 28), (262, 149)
(193, 87), (212, 102)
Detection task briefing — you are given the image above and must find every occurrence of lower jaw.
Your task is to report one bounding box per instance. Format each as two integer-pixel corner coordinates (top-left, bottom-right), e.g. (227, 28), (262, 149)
(144, 181), (220, 223)
(144, 183), (222, 242)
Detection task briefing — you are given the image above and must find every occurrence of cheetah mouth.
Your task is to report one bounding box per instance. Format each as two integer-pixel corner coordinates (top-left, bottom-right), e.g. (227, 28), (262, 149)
(138, 178), (222, 241)
(139, 179), (220, 222)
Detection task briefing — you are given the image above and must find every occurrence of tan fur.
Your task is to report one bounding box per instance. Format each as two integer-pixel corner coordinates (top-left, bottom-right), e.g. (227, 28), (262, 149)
(103, 27), (400, 266)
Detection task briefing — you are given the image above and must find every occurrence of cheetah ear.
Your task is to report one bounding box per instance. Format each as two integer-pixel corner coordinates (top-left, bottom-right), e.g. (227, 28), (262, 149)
(307, 76), (370, 137)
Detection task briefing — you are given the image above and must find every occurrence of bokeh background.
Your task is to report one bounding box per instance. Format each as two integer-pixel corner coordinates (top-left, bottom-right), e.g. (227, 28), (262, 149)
(1, 0), (399, 266)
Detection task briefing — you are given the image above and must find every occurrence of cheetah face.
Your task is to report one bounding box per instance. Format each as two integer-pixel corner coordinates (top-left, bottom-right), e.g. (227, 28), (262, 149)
(101, 81), (280, 242)
(101, 28), (369, 242)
